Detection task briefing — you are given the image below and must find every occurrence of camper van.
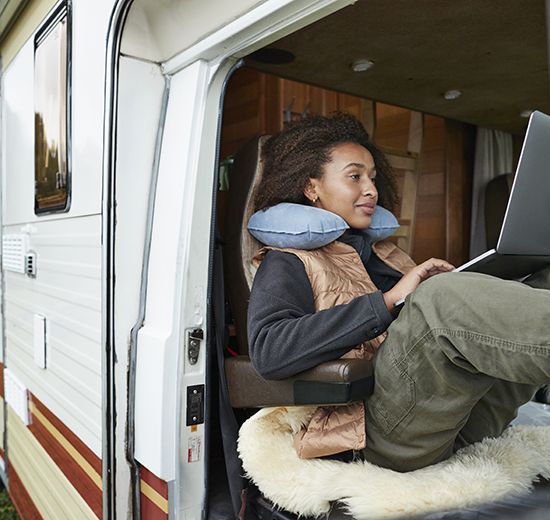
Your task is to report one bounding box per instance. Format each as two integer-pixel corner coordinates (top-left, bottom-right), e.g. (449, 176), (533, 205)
(0, 0), (549, 518)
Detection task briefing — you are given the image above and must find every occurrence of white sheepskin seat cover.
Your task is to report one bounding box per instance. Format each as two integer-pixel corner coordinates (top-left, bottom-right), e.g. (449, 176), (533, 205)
(237, 406), (550, 518)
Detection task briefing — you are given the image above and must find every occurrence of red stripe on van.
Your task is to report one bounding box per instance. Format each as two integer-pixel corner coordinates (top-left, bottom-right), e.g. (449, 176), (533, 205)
(27, 393), (102, 519)
(8, 463), (44, 520)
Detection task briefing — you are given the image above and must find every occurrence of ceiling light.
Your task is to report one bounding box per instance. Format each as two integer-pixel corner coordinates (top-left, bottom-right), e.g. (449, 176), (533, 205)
(519, 109), (534, 118)
(443, 90), (462, 100)
(351, 59), (374, 72)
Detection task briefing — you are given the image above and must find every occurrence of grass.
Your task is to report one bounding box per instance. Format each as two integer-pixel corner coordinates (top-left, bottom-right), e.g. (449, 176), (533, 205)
(0, 487), (19, 520)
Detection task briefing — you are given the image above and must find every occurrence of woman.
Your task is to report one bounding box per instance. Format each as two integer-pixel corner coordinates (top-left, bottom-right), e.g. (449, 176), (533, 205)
(247, 112), (550, 472)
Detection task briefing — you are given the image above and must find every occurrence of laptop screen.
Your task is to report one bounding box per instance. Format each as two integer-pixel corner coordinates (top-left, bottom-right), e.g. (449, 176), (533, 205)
(497, 111), (550, 256)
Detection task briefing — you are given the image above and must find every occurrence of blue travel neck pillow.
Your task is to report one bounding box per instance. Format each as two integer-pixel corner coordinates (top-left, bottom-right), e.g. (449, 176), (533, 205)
(247, 203), (399, 250)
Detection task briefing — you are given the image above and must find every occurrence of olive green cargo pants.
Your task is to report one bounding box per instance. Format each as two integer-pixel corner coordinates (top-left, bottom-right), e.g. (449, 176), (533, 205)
(363, 267), (550, 472)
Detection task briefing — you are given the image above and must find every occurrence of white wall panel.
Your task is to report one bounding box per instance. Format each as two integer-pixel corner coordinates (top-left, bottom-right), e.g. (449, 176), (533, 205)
(1, 0), (112, 225)
(1, 39), (34, 226)
(70, 0), (114, 217)
(3, 215), (102, 455)
(0, 0), (111, 457)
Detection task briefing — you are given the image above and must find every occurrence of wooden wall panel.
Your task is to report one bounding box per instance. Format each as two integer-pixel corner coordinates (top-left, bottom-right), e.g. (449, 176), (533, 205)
(375, 103), (411, 151)
(445, 119), (476, 267)
(220, 68), (263, 162)
(280, 79), (339, 124)
(412, 115), (447, 262)
(337, 93), (363, 119)
(261, 74), (285, 135)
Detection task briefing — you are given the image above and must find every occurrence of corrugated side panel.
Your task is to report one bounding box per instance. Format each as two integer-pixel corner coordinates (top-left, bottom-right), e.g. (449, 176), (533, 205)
(4, 214), (102, 456)
(8, 405), (97, 520)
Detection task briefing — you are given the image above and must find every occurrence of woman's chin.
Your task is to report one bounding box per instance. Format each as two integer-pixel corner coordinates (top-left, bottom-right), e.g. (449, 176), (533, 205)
(347, 217), (372, 230)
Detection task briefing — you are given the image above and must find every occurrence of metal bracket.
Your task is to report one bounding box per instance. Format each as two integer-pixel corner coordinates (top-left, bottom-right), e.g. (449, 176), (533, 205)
(283, 96), (311, 123)
(188, 328), (203, 365)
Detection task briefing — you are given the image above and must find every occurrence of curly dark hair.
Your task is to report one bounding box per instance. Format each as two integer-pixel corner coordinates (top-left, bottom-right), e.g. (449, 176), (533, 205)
(253, 112), (399, 213)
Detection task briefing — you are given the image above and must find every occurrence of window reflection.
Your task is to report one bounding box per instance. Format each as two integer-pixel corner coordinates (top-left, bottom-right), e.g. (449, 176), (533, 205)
(34, 10), (69, 214)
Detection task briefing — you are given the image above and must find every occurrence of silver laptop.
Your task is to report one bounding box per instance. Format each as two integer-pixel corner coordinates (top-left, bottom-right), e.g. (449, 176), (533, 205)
(455, 110), (550, 279)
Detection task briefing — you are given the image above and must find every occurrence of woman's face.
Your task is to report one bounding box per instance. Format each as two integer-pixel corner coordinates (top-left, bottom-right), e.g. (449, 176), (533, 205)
(305, 142), (378, 229)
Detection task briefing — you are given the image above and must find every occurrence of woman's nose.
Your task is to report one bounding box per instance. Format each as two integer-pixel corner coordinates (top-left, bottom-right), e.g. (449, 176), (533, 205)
(362, 178), (377, 195)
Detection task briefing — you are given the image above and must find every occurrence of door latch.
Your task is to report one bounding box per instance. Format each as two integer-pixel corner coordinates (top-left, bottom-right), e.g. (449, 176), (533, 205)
(188, 328), (203, 365)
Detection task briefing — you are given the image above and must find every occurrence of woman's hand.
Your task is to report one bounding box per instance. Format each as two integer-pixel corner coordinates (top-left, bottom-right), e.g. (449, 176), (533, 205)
(383, 258), (455, 314)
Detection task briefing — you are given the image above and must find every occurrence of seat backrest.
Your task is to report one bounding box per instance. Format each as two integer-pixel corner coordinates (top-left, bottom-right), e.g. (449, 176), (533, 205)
(222, 135), (376, 410)
(223, 135), (270, 356)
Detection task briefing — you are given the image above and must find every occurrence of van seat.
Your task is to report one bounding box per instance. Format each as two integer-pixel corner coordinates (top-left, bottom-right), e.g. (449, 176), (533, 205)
(223, 135), (374, 409)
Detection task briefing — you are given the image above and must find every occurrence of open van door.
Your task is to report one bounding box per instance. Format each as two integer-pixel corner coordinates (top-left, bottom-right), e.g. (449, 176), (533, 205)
(110, 1), (358, 518)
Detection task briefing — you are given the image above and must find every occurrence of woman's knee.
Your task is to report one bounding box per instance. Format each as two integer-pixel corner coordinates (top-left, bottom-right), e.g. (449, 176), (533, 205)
(405, 272), (485, 329)
(409, 272), (461, 308)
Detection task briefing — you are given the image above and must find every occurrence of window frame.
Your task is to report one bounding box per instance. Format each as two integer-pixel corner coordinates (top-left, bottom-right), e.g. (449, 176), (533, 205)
(33, 0), (72, 215)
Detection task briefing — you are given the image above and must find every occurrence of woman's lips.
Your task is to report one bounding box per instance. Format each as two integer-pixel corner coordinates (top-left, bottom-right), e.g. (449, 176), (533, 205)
(358, 203), (375, 215)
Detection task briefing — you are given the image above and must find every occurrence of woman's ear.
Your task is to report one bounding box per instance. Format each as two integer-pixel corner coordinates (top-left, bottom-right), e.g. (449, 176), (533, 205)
(304, 180), (318, 204)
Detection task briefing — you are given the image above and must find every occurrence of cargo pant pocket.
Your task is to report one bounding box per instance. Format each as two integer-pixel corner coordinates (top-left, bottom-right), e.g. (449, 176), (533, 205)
(365, 352), (416, 436)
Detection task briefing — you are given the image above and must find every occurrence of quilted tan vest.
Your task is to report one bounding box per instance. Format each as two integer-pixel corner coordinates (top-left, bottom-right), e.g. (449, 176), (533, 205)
(253, 240), (415, 459)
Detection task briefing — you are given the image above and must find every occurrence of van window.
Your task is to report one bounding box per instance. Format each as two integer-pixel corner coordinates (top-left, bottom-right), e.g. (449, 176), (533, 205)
(34, 3), (71, 214)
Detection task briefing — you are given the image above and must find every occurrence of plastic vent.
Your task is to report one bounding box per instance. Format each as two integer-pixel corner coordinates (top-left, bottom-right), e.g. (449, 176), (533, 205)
(4, 368), (29, 425)
(2, 235), (27, 273)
